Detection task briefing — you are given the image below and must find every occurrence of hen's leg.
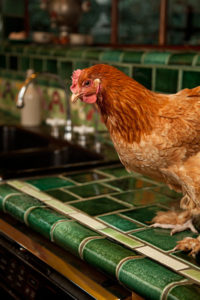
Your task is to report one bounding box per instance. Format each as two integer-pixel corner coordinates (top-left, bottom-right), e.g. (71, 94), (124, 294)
(151, 210), (198, 235)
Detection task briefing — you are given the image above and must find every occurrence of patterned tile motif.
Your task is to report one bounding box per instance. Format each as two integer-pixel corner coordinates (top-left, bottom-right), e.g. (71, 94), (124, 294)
(1, 163), (200, 299)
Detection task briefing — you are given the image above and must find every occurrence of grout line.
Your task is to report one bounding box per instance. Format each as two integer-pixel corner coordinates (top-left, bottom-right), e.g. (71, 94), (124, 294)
(177, 69), (183, 91)
(192, 54), (199, 67)
(58, 175), (79, 185)
(152, 67), (156, 91)
(106, 194), (133, 208)
(62, 189), (82, 200)
(100, 181), (122, 192)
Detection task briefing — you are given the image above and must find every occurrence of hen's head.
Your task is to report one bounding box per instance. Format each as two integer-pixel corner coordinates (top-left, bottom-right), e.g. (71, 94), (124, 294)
(70, 64), (128, 104)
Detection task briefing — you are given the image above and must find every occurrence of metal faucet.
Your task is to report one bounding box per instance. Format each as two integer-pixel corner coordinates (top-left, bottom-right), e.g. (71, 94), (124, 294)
(16, 70), (72, 140)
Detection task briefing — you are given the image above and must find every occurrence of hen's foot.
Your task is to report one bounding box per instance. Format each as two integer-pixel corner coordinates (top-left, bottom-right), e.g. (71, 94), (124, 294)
(175, 236), (200, 257)
(151, 210), (198, 235)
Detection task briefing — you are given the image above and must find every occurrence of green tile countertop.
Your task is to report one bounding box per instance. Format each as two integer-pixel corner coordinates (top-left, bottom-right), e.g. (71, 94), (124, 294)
(0, 164), (200, 299)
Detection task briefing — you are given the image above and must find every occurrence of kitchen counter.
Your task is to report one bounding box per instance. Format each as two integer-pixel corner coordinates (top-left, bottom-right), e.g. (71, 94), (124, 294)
(0, 164), (200, 299)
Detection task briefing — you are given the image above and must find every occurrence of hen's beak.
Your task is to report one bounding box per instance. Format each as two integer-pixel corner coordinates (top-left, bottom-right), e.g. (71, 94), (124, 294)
(71, 93), (80, 103)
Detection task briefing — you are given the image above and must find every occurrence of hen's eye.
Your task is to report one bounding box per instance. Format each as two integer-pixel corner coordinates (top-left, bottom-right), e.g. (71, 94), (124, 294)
(83, 80), (91, 87)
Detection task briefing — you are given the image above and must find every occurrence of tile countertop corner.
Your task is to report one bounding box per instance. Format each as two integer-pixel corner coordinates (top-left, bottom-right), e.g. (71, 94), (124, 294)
(0, 164), (200, 300)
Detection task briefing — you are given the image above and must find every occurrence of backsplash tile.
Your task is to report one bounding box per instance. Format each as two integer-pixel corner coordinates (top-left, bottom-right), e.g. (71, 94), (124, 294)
(182, 71), (200, 89)
(155, 68), (178, 93)
(1, 44), (200, 125)
(169, 53), (196, 65)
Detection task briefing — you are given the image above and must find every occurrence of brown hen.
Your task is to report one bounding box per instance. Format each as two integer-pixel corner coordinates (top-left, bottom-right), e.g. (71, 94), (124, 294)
(70, 64), (200, 256)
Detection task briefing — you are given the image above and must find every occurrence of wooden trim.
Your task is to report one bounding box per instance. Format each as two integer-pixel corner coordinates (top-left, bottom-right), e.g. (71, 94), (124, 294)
(159, 0), (168, 46)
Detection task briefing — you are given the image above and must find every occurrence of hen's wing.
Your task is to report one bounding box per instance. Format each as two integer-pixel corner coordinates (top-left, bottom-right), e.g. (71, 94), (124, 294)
(157, 86), (200, 160)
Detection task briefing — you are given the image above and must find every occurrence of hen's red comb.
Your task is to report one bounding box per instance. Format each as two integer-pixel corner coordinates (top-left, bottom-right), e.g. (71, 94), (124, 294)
(70, 69), (82, 93)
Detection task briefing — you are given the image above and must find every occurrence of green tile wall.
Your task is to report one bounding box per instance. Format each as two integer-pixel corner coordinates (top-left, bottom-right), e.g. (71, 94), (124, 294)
(155, 68), (178, 93)
(182, 71), (200, 89)
(1, 44), (200, 123)
(133, 67), (152, 89)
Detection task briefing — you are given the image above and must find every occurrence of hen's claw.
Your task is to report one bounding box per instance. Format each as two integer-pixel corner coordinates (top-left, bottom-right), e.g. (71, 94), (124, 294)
(151, 210), (198, 235)
(170, 219), (198, 235)
(150, 219), (198, 235)
(175, 236), (200, 257)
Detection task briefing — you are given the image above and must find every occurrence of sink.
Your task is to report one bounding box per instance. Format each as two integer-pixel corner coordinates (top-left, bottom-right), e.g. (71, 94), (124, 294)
(0, 125), (104, 179)
(0, 125), (50, 153)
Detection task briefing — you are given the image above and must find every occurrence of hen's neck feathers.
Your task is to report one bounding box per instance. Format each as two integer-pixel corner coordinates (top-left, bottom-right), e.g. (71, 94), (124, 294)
(97, 75), (162, 143)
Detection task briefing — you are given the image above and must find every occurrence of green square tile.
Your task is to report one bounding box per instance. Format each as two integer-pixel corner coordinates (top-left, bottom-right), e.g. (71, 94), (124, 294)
(100, 227), (143, 248)
(45, 189), (77, 202)
(37, 47), (52, 55)
(26, 177), (75, 191)
(182, 71), (200, 89)
(98, 214), (142, 232)
(153, 186), (182, 199)
(83, 238), (138, 277)
(100, 50), (123, 62)
(107, 177), (154, 192)
(4, 194), (43, 222)
(131, 228), (198, 251)
(111, 65), (131, 76)
(32, 58), (44, 72)
(83, 49), (103, 60)
(169, 53), (196, 65)
(155, 68), (178, 93)
(67, 183), (115, 198)
(168, 284), (200, 300)
(143, 52), (171, 65)
(15, 46), (25, 53)
(20, 56), (30, 71)
(71, 197), (127, 216)
(52, 221), (99, 256)
(181, 269), (200, 283)
(100, 165), (130, 177)
(24, 46), (38, 54)
(9, 56), (18, 70)
(65, 171), (107, 183)
(0, 55), (6, 68)
(46, 59), (57, 73)
(133, 67), (152, 89)
(121, 205), (164, 225)
(27, 207), (68, 239)
(122, 51), (144, 63)
(113, 189), (174, 207)
(118, 258), (184, 299)
(73, 61), (89, 70)
(59, 61), (72, 80)
(66, 48), (86, 58)
(52, 47), (69, 57)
